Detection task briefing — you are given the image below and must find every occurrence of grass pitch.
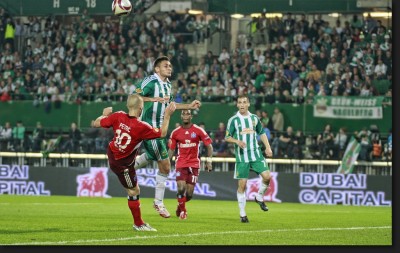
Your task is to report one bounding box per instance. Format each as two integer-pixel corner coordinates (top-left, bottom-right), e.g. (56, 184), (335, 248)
(0, 195), (391, 246)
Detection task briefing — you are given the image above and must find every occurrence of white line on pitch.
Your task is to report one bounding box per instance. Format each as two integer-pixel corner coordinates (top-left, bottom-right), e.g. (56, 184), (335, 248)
(5, 226), (391, 245)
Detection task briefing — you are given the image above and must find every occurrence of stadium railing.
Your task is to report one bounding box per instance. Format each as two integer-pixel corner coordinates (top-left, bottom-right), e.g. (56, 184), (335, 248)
(0, 152), (392, 176)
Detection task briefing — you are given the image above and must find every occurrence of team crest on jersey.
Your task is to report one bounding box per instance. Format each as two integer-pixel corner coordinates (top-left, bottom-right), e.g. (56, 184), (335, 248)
(135, 88), (142, 93)
(252, 119), (257, 127)
(191, 132), (197, 138)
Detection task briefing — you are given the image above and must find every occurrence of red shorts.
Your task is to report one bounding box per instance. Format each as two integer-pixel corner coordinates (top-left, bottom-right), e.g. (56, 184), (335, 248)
(175, 167), (199, 185)
(107, 146), (137, 189)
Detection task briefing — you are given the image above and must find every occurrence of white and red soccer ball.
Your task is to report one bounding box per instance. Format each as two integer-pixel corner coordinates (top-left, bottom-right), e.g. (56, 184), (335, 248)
(112, 0), (132, 17)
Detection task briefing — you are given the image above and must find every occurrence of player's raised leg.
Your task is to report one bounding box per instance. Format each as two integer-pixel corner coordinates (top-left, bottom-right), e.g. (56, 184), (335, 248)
(134, 153), (150, 169)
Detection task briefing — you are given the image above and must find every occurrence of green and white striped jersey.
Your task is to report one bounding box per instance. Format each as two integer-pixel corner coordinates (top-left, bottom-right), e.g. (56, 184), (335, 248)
(225, 111), (265, 163)
(133, 73), (174, 128)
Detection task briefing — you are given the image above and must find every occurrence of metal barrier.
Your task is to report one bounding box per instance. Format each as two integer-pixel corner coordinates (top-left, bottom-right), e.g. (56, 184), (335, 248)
(0, 152), (392, 176)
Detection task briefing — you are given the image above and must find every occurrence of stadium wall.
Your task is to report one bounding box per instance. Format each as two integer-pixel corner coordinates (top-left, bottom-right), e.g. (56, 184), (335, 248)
(0, 101), (392, 133)
(0, 165), (392, 206)
(0, 0), (366, 16)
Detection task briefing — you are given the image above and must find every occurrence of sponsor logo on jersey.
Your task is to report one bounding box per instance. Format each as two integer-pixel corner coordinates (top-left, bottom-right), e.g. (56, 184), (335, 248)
(240, 128), (255, 135)
(179, 140), (197, 148)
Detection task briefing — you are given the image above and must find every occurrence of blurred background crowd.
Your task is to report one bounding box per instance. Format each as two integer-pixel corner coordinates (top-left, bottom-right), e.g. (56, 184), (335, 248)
(0, 1), (392, 162)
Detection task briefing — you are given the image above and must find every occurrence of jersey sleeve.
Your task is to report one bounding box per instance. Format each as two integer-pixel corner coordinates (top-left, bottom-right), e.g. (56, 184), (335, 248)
(168, 132), (177, 150)
(140, 80), (155, 97)
(137, 121), (162, 140)
(255, 116), (264, 135)
(198, 128), (212, 146)
(169, 93), (175, 103)
(132, 77), (154, 97)
(100, 113), (116, 128)
(225, 117), (235, 139)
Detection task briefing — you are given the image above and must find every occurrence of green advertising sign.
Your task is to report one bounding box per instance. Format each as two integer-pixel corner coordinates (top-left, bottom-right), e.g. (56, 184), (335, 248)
(313, 96), (385, 119)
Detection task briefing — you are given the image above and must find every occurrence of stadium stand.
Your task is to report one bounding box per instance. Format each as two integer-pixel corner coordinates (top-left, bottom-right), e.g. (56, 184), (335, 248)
(0, 3), (392, 163)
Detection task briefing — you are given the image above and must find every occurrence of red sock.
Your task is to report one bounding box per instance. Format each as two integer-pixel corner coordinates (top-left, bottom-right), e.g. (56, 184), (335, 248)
(177, 196), (187, 212)
(128, 199), (144, 226)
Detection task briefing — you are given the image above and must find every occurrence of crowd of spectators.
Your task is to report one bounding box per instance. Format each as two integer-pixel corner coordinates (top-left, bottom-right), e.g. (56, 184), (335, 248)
(0, 7), (392, 161)
(0, 5), (215, 103)
(178, 13), (392, 107)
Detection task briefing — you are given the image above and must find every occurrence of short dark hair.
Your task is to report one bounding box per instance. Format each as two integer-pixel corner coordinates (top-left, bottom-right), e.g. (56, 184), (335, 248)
(237, 94), (249, 102)
(153, 56), (170, 70)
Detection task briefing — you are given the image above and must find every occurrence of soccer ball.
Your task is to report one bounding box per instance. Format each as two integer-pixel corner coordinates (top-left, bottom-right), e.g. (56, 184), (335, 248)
(112, 0), (132, 17)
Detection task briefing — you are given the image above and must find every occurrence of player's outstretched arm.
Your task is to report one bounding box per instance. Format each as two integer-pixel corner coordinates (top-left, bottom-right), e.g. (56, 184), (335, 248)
(135, 94), (165, 103)
(175, 99), (201, 110)
(91, 107), (112, 128)
(159, 102), (176, 137)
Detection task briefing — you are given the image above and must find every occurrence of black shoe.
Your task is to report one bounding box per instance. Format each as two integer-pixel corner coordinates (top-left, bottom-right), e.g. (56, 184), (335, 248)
(255, 197), (269, 211)
(240, 216), (249, 223)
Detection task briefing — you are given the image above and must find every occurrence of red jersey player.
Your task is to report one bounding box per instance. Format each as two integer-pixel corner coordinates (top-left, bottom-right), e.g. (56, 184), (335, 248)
(91, 94), (176, 231)
(168, 109), (213, 220)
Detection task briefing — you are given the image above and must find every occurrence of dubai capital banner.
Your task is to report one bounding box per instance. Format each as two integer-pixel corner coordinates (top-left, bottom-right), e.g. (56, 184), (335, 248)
(313, 96), (384, 119)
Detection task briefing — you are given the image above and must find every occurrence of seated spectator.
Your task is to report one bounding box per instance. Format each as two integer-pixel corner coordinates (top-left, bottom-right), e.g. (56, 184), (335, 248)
(355, 128), (372, 161)
(292, 130), (305, 159)
(334, 127), (348, 159)
(95, 127), (113, 153)
(260, 111), (273, 131)
(218, 47), (230, 63)
(60, 122), (82, 153)
(316, 124), (335, 159)
(278, 126), (294, 158)
(213, 122), (228, 155)
(30, 121), (46, 152)
(383, 129), (392, 160)
(272, 107), (284, 134)
(0, 121), (12, 151)
(80, 123), (99, 154)
(11, 120), (25, 151)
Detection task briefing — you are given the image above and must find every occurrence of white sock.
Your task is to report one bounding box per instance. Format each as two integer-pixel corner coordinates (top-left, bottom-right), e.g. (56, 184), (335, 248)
(154, 172), (168, 204)
(256, 182), (269, 201)
(237, 191), (246, 217)
(134, 153), (149, 169)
